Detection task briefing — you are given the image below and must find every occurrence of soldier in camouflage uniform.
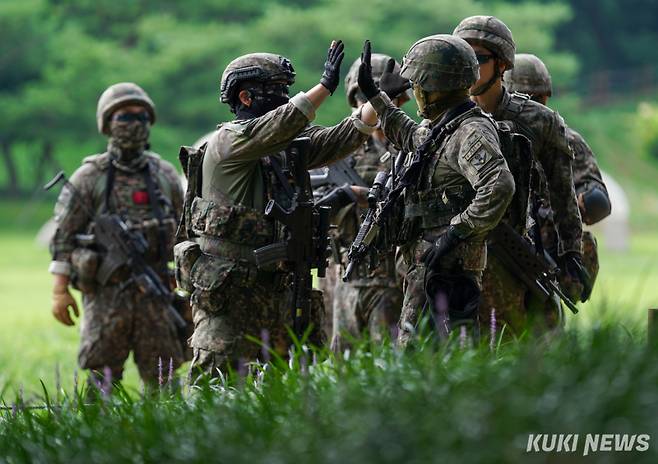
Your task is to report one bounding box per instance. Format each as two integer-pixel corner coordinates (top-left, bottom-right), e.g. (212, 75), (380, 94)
(454, 16), (585, 335)
(358, 36), (515, 345)
(321, 54), (410, 351)
(49, 83), (185, 386)
(504, 53), (611, 298)
(175, 41), (381, 378)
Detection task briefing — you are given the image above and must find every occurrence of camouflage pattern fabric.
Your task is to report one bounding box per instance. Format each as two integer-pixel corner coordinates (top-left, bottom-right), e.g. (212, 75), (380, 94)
(50, 143), (185, 383)
(79, 283), (184, 382)
(493, 88), (582, 256)
(188, 259), (325, 378)
(477, 88), (583, 335)
(568, 127), (609, 201)
(186, 91), (372, 377)
(369, 92), (515, 346)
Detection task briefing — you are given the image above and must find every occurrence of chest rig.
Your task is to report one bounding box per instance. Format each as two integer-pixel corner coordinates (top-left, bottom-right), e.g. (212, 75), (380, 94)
(88, 153), (176, 270)
(402, 108), (482, 234)
(177, 142), (308, 255)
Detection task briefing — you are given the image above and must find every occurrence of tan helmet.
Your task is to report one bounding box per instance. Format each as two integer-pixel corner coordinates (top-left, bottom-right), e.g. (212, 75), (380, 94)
(453, 15), (516, 69)
(96, 82), (156, 135)
(400, 34), (479, 92)
(220, 53), (295, 105)
(503, 53), (553, 97)
(344, 53), (402, 107)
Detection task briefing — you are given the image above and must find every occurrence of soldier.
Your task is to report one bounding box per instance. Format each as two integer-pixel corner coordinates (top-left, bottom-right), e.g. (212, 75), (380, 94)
(49, 82), (185, 387)
(357, 36), (515, 345)
(322, 54), (410, 351)
(454, 16), (586, 333)
(504, 53), (611, 298)
(175, 41), (380, 378)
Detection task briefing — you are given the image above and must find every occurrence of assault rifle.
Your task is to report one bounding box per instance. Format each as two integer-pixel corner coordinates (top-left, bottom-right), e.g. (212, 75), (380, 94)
(309, 156), (368, 190)
(45, 172), (187, 330)
(488, 221), (579, 314)
(253, 138), (331, 340)
(343, 100), (477, 282)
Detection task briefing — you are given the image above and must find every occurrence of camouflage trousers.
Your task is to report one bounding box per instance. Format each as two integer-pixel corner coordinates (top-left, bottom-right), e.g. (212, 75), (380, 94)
(397, 240), (482, 347)
(188, 259), (325, 379)
(79, 284), (184, 384)
(317, 261), (340, 341)
(330, 279), (403, 352)
(478, 253), (562, 338)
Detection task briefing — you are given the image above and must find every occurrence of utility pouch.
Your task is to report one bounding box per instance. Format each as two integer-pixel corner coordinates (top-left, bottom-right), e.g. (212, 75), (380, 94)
(173, 240), (201, 294)
(70, 248), (100, 293)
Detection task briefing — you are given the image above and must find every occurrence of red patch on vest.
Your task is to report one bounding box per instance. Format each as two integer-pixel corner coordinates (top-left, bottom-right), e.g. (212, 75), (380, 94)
(132, 190), (149, 205)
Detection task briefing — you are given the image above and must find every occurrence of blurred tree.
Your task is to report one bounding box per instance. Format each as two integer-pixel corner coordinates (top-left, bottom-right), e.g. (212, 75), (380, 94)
(0, 0), (574, 195)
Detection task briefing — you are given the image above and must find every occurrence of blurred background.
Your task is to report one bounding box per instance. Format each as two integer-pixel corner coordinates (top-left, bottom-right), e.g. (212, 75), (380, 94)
(1, 0), (657, 394)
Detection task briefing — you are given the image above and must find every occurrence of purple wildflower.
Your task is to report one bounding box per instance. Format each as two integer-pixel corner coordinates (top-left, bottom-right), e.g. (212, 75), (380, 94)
(490, 308), (497, 352)
(102, 366), (113, 398)
(459, 325), (467, 350)
(168, 357), (174, 385)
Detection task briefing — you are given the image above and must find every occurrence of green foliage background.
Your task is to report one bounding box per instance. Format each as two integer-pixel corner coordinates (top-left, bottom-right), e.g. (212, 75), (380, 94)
(1, 0), (573, 190)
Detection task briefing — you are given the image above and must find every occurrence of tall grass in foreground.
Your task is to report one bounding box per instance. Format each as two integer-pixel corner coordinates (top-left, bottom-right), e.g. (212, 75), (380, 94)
(1, 325), (657, 463)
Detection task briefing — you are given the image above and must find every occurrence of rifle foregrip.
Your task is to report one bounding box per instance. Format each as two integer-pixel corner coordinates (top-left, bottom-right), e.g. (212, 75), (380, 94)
(342, 261), (356, 282)
(253, 242), (288, 268)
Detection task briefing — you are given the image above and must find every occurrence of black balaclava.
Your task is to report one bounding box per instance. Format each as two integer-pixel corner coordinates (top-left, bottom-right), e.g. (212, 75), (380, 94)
(235, 82), (290, 120)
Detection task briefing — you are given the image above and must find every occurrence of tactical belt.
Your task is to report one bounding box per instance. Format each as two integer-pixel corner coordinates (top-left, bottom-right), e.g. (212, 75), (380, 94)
(197, 235), (258, 264)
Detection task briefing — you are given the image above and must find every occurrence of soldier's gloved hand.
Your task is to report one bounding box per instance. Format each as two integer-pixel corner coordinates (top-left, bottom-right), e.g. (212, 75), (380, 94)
(358, 40), (380, 100)
(316, 183), (357, 211)
(379, 58), (411, 99)
(421, 226), (462, 271)
(561, 251), (590, 303)
(320, 40), (345, 95)
(52, 285), (79, 326)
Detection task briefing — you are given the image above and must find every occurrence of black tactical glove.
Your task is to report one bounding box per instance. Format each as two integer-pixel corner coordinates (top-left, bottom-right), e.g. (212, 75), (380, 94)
(561, 251), (591, 302)
(320, 40), (345, 95)
(357, 40), (380, 100)
(379, 58), (411, 100)
(420, 226), (462, 271)
(316, 183), (357, 211)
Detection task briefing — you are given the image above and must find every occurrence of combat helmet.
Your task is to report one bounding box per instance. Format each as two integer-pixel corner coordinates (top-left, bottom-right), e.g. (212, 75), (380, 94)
(96, 82), (156, 135)
(503, 53), (552, 97)
(345, 53), (403, 107)
(453, 15), (516, 69)
(220, 53), (296, 105)
(400, 34), (479, 92)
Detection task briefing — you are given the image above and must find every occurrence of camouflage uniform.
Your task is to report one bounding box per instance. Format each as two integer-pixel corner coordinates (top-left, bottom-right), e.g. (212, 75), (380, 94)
(329, 55), (405, 351)
(49, 83), (184, 383)
(176, 53), (374, 377)
(454, 18), (583, 336)
(505, 53), (610, 304)
(366, 35), (515, 345)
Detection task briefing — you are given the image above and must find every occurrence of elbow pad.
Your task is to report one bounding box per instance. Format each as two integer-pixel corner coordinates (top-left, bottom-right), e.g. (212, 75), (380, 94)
(582, 187), (611, 224)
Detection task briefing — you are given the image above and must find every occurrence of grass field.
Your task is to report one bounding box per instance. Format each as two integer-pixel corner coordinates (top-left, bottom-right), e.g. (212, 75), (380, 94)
(1, 226), (657, 397)
(1, 208), (657, 462)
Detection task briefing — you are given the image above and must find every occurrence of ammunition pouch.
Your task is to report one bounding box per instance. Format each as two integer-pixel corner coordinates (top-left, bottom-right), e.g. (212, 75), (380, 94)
(404, 185), (471, 230)
(70, 248), (100, 293)
(189, 196), (274, 247)
(173, 240), (202, 294)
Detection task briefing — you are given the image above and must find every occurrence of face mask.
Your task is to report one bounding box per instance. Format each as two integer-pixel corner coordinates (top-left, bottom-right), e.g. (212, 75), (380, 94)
(235, 84), (290, 119)
(108, 118), (150, 159)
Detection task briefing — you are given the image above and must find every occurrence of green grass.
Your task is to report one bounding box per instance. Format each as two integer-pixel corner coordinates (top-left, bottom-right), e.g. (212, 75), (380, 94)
(1, 327), (658, 463)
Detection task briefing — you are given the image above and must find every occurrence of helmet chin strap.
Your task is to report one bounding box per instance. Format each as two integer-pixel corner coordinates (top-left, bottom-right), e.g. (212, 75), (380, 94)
(469, 57), (501, 97)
